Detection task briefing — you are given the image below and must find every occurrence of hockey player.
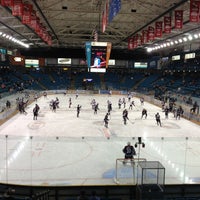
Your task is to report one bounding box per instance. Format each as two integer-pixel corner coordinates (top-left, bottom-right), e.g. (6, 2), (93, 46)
(122, 97), (126, 108)
(164, 106), (169, 119)
(190, 101), (199, 114)
(91, 99), (96, 110)
(52, 100), (57, 112)
(107, 101), (112, 114)
(122, 142), (136, 165)
(155, 112), (161, 126)
(122, 109), (129, 125)
(104, 113), (109, 128)
(118, 98), (122, 109)
(127, 92), (132, 102)
(75, 91), (79, 99)
(176, 106), (183, 120)
(69, 97), (72, 108)
(94, 103), (99, 114)
(34, 93), (38, 102)
(55, 97), (59, 108)
(18, 98), (28, 115)
(33, 104), (40, 120)
(140, 97), (144, 105)
(6, 100), (11, 109)
(77, 104), (81, 117)
(141, 108), (147, 119)
(129, 100), (135, 110)
(43, 91), (47, 98)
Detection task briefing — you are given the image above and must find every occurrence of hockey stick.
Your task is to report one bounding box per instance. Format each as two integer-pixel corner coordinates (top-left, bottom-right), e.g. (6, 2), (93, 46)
(127, 118), (135, 124)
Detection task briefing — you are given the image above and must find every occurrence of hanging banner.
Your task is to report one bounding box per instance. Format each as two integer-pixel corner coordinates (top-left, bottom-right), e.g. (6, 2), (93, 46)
(102, 0), (108, 33)
(106, 42), (112, 68)
(141, 30), (148, 44)
(128, 35), (140, 49)
(128, 37), (134, 50)
(164, 16), (171, 33)
(155, 21), (163, 38)
(30, 11), (37, 30)
(0, 0), (13, 6)
(48, 36), (52, 46)
(175, 10), (183, 29)
(147, 26), (155, 42)
(133, 34), (141, 48)
(190, 0), (200, 22)
(108, 0), (121, 23)
(22, 3), (33, 25)
(85, 42), (92, 68)
(12, 0), (23, 16)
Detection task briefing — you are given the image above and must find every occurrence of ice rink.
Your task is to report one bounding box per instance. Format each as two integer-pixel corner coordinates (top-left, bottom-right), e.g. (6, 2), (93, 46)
(0, 93), (200, 186)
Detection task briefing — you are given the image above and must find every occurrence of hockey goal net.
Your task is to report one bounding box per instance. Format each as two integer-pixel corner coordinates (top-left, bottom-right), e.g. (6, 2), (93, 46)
(114, 158), (146, 185)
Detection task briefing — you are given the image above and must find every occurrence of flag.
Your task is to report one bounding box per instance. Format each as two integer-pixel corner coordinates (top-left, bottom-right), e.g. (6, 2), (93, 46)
(108, 0), (121, 23)
(102, 0), (108, 33)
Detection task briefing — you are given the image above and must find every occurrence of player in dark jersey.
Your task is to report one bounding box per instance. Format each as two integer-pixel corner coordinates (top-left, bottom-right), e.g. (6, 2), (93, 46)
(77, 104), (81, 117)
(33, 104), (40, 120)
(104, 113), (109, 128)
(122, 142), (136, 165)
(122, 109), (128, 125)
(155, 112), (161, 126)
(141, 108), (147, 119)
(94, 103), (99, 114)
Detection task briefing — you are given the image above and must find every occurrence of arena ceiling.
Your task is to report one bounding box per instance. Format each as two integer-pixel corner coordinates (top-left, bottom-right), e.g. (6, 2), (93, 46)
(1, 0), (200, 55)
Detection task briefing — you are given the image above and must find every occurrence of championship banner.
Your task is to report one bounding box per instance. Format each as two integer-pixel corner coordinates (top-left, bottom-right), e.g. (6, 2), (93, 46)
(133, 34), (141, 48)
(22, 3), (32, 25)
(175, 10), (183, 29)
(0, 0), (13, 6)
(155, 21), (163, 38)
(30, 11), (37, 30)
(35, 22), (41, 33)
(164, 16), (171, 33)
(190, 0), (200, 22)
(132, 36), (137, 48)
(128, 36), (138, 49)
(128, 37), (134, 50)
(37, 24), (44, 37)
(12, 0), (23, 16)
(141, 30), (148, 44)
(147, 26), (155, 42)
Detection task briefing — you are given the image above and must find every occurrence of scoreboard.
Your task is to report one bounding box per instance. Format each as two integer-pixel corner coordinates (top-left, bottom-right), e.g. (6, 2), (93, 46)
(85, 42), (112, 72)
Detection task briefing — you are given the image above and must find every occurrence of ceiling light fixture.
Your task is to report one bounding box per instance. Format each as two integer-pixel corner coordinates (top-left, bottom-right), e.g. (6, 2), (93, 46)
(0, 32), (29, 48)
(146, 29), (200, 53)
